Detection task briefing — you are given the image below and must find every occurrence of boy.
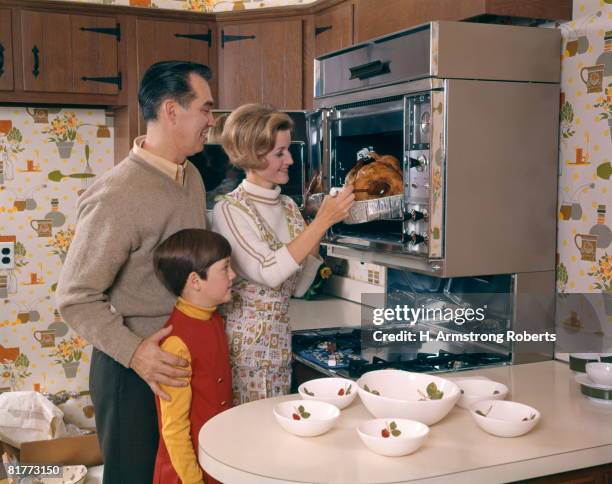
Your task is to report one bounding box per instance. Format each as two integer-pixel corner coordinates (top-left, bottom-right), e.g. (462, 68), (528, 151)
(152, 228), (235, 484)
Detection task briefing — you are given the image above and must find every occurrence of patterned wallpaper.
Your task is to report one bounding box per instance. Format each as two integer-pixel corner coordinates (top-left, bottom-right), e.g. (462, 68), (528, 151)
(555, 0), (612, 350)
(1, 1), (610, 407)
(59, 0), (315, 12)
(0, 107), (114, 424)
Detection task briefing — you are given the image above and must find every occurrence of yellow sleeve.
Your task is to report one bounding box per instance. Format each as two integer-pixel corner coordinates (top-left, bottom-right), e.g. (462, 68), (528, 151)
(159, 336), (204, 484)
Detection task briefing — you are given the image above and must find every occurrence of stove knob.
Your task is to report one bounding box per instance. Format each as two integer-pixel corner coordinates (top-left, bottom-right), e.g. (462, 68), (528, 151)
(408, 155), (428, 172)
(409, 232), (428, 246)
(410, 209), (427, 222)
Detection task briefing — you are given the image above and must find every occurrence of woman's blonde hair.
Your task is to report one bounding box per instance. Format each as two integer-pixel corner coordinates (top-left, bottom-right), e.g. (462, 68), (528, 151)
(221, 103), (293, 170)
(207, 114), (228, 144)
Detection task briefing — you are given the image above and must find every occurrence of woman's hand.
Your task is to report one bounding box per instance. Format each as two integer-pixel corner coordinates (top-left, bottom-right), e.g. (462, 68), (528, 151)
(315, 185), (355, 228)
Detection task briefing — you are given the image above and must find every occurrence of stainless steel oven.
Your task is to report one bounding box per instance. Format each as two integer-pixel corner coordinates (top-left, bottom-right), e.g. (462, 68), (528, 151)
(305, 21), (561, 279)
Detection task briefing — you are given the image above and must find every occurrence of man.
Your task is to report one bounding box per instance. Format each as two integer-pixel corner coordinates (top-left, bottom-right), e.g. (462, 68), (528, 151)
(56, 61), (216, 484)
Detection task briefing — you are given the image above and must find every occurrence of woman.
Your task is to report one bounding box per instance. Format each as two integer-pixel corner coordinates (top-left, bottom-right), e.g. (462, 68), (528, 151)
(212, 103), (353, 405)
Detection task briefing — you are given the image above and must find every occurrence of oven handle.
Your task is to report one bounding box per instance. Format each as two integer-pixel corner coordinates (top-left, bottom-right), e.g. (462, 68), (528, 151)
(349, 60), (390, 80)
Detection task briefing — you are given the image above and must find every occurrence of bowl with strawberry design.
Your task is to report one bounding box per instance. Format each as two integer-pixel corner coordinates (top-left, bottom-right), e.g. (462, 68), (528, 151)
(469, 400), (540, 437)
(357, 369), (460, 425)
(298, 377), (358, 409)
(273, 400), (340, 437)
(357, 418), (430, 456)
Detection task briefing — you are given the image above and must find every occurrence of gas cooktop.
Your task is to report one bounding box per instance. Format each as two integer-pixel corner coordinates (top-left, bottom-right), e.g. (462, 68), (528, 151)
(292, 327), (511, 379)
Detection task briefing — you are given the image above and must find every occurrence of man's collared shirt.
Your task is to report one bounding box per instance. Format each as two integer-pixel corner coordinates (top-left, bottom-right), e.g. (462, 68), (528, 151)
(133, 135), (186, 185)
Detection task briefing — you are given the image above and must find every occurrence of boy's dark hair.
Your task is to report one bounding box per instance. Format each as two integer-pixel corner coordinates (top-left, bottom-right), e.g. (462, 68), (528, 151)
(153, 229), (231, 297)
(138, 60), (212, 123)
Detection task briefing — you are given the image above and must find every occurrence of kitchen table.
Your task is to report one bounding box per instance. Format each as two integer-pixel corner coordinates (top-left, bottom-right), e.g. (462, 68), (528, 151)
(198, 361), (612, 483)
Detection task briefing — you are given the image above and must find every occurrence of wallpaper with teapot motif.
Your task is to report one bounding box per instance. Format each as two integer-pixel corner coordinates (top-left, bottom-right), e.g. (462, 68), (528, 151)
(0, 107), (113, 424)
(49, 0), (315, 12)
(555, 0), (612, 354)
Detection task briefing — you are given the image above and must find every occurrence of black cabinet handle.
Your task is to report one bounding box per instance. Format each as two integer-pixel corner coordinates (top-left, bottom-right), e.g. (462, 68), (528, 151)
(349, 60), (389, 80)
(0, 43), (4, 77)
(32, 45), (40, 78)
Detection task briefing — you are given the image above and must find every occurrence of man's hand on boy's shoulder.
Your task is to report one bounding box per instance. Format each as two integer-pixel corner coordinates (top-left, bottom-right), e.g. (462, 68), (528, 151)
(129, 325), (191, 401)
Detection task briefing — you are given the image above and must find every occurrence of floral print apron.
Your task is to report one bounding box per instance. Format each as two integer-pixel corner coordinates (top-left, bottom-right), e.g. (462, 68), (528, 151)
(218, 185), (304, 405)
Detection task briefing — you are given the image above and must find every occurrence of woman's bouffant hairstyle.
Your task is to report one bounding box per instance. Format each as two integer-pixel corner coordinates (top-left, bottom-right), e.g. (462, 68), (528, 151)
(206, 113), (229, 144)
(153, 229), (232, 297)
(221, 103), (293, 171)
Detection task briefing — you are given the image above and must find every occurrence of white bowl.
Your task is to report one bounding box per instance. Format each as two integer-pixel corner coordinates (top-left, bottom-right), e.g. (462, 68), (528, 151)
(273, 400), (340, 437)
(357, 418), (429, 457)
(454, 378), (509, 409)
(298, 377), (358, 409)
(470, 400), (540, 437)
(586, 362), (612, 387)
(357, 370), (460, 425)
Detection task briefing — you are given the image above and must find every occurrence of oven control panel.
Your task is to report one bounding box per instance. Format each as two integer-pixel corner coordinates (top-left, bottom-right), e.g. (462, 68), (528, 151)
(405, 93), (432, 256)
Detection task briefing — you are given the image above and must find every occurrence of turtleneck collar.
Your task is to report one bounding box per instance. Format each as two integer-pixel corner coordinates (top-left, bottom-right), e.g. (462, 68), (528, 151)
(242, 179), (281, 205)
(176, 297), (216, 321)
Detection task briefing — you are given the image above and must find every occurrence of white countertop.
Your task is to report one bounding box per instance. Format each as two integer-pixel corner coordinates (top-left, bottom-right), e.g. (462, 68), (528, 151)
(198, 361), (612, 483)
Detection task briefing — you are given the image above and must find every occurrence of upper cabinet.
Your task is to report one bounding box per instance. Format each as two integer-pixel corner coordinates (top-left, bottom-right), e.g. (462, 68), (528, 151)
(135, 18), (217, 133)
(0, 8), (13, 91)
(136, 18), (217, 96)
(20, 10), (121, 94)
(217, 19), (302, 110)
(313, 2), (353, 58)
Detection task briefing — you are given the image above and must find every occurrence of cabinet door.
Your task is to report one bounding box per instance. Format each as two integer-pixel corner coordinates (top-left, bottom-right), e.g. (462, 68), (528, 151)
(136, 18), (217, 132)
(21, 10), (120, 94)
(0, 8), (13, 91)
(72, 14), (120, 95)
(219, 19), (302, 110)
(21, 10), (72, 92)
(314, 2), (353, 58)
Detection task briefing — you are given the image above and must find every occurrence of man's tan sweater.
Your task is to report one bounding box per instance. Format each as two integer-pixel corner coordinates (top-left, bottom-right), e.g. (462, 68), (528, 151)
(56, 151), (206, 367)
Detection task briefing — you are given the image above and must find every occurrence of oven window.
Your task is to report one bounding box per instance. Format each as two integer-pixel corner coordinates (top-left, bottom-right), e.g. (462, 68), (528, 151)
(329, 109), (405, 243)
(329, 111), (403, 188)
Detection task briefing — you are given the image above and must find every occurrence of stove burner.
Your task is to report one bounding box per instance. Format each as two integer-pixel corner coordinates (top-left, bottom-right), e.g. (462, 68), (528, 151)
(292, 329), (511, 377)
(347, 351), (510, 377)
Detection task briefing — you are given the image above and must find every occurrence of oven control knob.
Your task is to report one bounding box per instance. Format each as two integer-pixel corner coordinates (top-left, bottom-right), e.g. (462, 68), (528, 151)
(410, 209), (427, 222)
(409, 232), (428, 246)
(408, 155), (428, 172)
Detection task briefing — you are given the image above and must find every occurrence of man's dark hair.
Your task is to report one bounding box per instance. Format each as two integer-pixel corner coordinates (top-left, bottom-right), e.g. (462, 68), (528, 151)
(153, 229), (231, 297)
(138, 61), (212, 123)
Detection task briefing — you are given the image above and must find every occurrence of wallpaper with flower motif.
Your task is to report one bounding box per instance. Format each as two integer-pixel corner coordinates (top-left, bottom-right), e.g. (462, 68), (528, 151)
(0, 107), (114, 422)
(44, 0), (315, 12)
(555, 0), (612, 354)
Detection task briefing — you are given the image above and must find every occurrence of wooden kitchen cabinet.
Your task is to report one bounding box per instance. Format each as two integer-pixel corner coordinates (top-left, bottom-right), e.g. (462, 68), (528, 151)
(217, 19), (302, 110)
(0, 8), (13, 91)
(20, 10), (121, 94)
(313, 1), (353, 58)
(352, 0), (573, 43)
(303, 0), (352, 107)
(135, 18), (217, 133)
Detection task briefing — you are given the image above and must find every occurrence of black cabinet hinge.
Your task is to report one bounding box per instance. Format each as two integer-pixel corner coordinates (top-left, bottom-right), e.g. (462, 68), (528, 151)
(81, 73), (122, 90)
(221, 30), (256, 48)
(80, 24), (121, 42)
(315, 26), (332, 36)
(175, 29), (212, 48)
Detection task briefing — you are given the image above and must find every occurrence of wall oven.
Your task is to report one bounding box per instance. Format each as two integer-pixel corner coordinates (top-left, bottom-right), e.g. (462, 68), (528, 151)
(306, 21), (561, 279)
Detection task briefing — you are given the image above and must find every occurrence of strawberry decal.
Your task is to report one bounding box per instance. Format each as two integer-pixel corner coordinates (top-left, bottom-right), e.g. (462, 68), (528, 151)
(303, 387), (315, 397)
(364, 384), (380, 396)
(338, 384), (352, 396)
(292, 405), (311, 420)
(418, 382), (444, 401)
(380, 421), (401, 438)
